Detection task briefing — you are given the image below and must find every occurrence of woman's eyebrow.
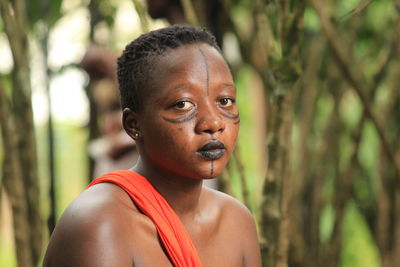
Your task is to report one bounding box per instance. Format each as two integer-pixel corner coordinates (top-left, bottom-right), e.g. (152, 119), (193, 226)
(169, 84), (189, 92)
(154, 84), (190, 105)
(221, 83), (236, 89)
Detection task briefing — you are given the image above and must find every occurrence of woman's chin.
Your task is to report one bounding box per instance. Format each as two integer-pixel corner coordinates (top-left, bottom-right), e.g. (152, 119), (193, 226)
(194, 163), (224, 179)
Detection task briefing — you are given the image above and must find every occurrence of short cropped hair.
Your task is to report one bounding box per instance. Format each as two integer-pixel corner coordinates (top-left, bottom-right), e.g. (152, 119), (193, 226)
(117, 25), (221, 112)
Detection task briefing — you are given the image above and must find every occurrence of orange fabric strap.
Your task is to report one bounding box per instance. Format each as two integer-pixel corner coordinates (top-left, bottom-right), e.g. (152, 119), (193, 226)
(87, 170), (202, 267)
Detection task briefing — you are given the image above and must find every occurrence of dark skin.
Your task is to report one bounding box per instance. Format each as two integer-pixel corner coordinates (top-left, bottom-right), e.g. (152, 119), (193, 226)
(43, 43), (261, 267)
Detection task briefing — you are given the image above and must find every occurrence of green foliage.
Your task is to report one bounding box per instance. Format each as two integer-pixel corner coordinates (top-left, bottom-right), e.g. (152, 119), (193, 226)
(0, 241), (16, 267)
(95, 0), (118, 27)
(26, 0), (64, 28)
(230, 66), (263, 210)
(358, 122), (379, 178)
(314, 94), (334, 137)
(340, 202), (380, 267)
(53, 122), (88, 215)
(365, 1), (397, 31)
(336, 0), (365, 18)
(320, 203), (335, 244)
(304, 7), (320, 32)
(339, 131), (353, 171)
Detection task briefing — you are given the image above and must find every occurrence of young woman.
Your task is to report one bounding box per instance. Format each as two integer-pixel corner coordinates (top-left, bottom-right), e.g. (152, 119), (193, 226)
(44, 25), (261, 267)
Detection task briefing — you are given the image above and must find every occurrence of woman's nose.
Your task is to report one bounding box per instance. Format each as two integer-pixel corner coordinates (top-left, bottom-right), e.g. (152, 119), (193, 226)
(195, 111), (225, 135)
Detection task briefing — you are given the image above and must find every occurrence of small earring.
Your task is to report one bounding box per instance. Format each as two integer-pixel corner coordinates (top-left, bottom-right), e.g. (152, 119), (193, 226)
(133, 131), (140, 138)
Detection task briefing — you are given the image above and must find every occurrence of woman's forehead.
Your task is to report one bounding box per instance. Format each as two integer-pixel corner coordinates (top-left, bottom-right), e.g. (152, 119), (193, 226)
(138, 43), (233, 109)
(159, 43), (223, 64)
(153, 43), (231, 85)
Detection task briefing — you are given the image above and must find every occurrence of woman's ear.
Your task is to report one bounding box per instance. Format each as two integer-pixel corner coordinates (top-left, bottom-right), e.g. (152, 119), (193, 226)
(122, 108), (142, 141)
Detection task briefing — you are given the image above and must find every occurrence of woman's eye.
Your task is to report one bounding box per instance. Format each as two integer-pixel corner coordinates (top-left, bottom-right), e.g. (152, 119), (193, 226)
(219, 98), (234, 107)
(174, 101), (194, 110)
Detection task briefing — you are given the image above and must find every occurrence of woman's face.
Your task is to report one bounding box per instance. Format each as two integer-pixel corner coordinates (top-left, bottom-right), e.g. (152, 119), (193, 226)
(136, 43), (239, 179)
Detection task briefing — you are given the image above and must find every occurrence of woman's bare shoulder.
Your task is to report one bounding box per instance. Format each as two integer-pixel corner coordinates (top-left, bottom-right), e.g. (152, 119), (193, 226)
(55, 183), (142, 233)
(203, 187), (253, 219)
(43, 183), (151, 267)
(202, 187), (262, 267)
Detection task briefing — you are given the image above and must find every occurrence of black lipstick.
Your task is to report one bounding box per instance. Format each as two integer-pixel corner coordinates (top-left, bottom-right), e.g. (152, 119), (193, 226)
(197, 140), (225, 160)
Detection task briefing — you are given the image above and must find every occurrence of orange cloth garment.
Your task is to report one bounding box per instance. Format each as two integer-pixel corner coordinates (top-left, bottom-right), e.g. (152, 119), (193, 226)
(87, 170), (202, 267)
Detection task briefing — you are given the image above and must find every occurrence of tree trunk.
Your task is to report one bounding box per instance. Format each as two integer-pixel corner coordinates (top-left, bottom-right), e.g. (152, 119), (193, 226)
(0, 0), (43, 264)
(0, 80), (34, 267)
(261, 90), (293, 267)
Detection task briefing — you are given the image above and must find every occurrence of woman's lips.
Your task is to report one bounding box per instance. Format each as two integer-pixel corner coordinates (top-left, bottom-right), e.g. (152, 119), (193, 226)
(197, 150), (225, 160)
(197, 140), (226, 160)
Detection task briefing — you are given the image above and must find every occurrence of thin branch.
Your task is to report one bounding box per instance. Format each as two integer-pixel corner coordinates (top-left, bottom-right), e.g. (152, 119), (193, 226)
(233, 148), (251, 209)
(340, 0), (373, 21)
(180, 0), (199, 26)
(309, 0), (400, 181)
(289, 36), (324, 265)
(369, 18), (400, 93)
(219, 165), (234, 196)
(132, 0), (149, 32)
(0, 0), (23, 68)
(278, 0), (289, 44)
(327, 112), (364, 267)
(254, 0), (274, 62)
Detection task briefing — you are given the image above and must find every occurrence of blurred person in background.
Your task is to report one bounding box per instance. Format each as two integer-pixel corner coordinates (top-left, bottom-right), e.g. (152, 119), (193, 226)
(145, 0), (187, 24)
(80, 45), (138, 179)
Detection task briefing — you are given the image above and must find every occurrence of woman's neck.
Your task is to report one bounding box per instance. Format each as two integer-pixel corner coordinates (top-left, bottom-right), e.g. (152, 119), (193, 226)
(131, 158), (203, 221)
